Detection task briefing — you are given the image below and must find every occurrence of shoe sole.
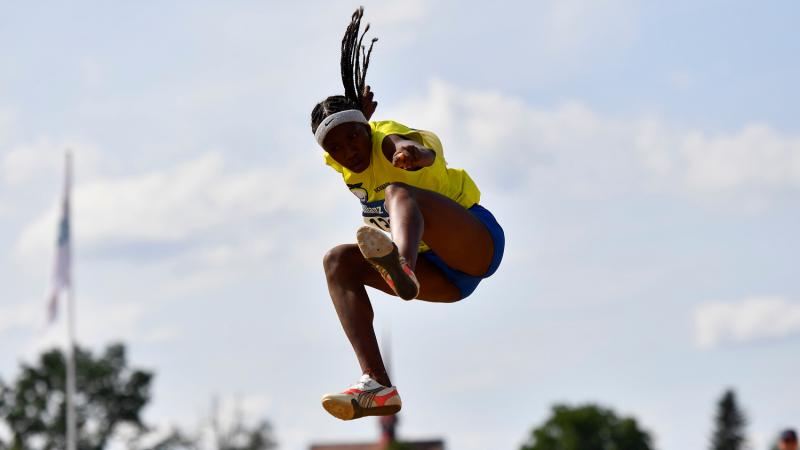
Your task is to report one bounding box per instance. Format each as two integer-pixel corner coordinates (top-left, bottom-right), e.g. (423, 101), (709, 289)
(321, 395), (401, 421)
(356, 226), (419, 300)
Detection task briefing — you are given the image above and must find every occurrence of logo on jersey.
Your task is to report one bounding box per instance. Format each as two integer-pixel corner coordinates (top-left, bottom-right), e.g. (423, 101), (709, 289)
(347, 183), (369, 204)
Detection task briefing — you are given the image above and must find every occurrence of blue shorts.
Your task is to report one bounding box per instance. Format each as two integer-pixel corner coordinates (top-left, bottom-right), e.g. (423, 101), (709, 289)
(419, 204), (505, 299)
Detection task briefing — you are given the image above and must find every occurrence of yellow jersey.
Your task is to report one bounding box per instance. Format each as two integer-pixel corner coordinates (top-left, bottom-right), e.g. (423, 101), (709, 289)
(323, 120), (481, 251)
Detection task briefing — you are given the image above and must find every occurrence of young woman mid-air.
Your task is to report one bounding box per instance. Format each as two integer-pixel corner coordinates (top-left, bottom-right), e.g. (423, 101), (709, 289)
(312, 8), (505, 421)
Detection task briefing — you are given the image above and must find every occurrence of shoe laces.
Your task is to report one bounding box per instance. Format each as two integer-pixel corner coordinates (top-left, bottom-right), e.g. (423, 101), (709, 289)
(350, 374), (373, 390)
(351, 374), (389, 390)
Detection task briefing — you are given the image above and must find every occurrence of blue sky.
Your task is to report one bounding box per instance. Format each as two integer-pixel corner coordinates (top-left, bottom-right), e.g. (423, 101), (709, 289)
(1, 1), (799, 449)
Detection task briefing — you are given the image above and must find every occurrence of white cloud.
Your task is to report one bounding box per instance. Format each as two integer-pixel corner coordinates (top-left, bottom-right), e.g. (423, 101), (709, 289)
(15, 152), (341, 262)
(1, 137), (102, 186)
(693, 296), (800, 350)
(384, 79), (800, 200)
(11, 150), (357, 301)
(680, 124), (800, 191)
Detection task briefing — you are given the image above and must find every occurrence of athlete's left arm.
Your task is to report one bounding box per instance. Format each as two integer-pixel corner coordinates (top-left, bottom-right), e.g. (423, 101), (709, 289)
(382, 134), (436, 170)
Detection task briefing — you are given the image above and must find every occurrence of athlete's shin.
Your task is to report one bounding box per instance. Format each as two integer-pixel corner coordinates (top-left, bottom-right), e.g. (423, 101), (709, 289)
(383, 183), (424, 269)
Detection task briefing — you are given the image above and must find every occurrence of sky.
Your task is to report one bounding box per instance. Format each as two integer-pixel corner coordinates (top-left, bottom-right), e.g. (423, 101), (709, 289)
(1, 1), (799, 449)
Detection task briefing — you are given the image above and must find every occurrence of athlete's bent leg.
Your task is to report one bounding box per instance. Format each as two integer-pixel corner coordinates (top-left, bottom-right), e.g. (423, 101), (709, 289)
(322, 244), (463, 381)
(383, 183), (494, 277)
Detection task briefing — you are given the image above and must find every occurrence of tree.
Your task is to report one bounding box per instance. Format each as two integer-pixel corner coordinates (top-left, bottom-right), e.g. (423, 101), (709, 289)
(208, 397), (277, 450)
(0, 343), (152, 450)
(134, 427), (198, 450)
(0, 343), (277, 450)
(212, 418), (276, 450)
(128, 396), (277, 450)
(709, 389), (747, 450)
(520, 403), (654, 450)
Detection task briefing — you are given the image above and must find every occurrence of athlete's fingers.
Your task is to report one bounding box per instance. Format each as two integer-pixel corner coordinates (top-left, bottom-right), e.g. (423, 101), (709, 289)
(392, 151), (407, 168)
(362, 86), (377, 119)
(363, 85), (375, 103)
(395, 150), (417, 169)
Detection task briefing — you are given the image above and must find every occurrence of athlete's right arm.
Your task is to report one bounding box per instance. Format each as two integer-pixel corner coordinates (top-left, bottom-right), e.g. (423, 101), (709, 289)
(382, 134), (436, 170)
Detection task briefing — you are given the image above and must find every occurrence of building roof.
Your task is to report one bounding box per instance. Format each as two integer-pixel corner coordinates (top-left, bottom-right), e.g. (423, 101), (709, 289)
(309, 440), (444, 450)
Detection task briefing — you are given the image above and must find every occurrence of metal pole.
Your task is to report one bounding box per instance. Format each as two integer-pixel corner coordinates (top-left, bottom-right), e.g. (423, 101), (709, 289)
(64, 151), (77, 450)
(65, 286), (77, 450)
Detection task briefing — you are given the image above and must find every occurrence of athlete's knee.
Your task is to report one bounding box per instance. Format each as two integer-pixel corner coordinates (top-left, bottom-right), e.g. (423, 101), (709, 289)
(323, 244), (363, 281)
(384, 184), (420, 215)
(384, 182), (416, 202)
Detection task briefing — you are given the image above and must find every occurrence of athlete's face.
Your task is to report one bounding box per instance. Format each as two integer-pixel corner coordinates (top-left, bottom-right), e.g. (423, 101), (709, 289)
(322, 122), (372, 173)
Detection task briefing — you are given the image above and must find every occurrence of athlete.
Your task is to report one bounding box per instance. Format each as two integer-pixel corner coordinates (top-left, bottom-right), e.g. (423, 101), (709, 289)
(312, 7), (505, 421)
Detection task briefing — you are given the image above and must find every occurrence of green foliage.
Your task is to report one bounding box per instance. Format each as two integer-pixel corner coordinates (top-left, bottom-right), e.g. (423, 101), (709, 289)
(0, 343), (277, 450)
(521, 403), (654, 450)
(130, 403), (277, 450)
(0, 343), (152, 450)
(215, 419), (277, 450)
(137, 427), (198, 450)
(709, 389), (747, 450)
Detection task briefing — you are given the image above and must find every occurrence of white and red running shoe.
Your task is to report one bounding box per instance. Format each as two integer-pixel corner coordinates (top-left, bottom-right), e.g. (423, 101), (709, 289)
(321, 374), (402, 420)
(356, 226), (420, 300)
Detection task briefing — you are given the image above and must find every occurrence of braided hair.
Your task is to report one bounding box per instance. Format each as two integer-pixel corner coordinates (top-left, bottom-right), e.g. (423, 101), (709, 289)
(310, 7), (378, 134)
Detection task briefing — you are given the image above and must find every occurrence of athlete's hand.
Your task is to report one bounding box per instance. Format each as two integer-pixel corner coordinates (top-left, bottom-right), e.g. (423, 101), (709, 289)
(392, 143), (434, 170)
(361, 85), (377, 120)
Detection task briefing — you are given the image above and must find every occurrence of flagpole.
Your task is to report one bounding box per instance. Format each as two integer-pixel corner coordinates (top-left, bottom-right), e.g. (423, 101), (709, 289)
(66, 287), (77, 450)
(63, 151), (77, 450)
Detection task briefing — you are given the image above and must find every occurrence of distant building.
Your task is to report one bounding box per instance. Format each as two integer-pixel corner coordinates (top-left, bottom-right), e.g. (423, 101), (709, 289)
(309, 442), (443, 450)
(309, 413), (444, 450)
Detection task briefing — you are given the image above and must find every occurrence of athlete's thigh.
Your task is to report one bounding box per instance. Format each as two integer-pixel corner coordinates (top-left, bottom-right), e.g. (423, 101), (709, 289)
(363, 255), (462, 303)
(412, 188), (493, 277)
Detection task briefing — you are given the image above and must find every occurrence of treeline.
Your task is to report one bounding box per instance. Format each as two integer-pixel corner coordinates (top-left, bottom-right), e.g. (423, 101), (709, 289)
(0, 343), (793, 450)
(0, 343), (275, 450)
(519, 388), (790, 450)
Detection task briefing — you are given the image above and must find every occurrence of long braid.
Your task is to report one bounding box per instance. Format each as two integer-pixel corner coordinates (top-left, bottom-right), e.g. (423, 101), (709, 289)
(359, 26), (377, 94)
(312, 7), (378, 134)
(341, 7), (377, 105)
(340, 8), (362, 102)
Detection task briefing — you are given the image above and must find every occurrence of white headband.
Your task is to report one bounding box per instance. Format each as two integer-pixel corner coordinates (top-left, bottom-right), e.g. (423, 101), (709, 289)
(314, 109), (368, 146)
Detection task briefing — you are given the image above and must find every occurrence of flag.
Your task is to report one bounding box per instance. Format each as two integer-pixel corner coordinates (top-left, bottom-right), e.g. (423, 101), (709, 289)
(47, 153), (72, 324)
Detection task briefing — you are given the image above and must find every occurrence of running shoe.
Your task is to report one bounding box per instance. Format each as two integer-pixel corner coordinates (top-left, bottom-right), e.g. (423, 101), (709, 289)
(321, 374), (402, 420)
(356, 225), (420, 300)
